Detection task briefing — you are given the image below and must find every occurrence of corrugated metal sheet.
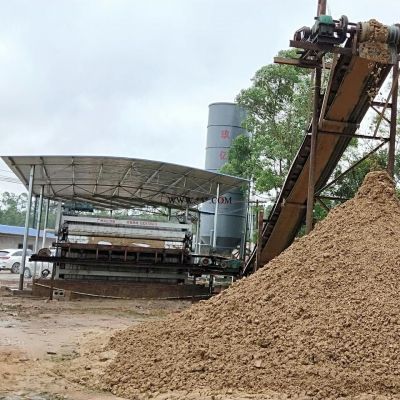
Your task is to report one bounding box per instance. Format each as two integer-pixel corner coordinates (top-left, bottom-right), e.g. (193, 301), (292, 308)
(2, 156), (248, 210)
(0, 224), (56, 238)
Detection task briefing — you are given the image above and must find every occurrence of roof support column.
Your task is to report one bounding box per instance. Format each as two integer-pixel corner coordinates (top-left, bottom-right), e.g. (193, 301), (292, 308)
(212, 183), (220, 249)
(195, 209), (200, 253)
(167, 207), (171, 221)
(41, 198), (50, 249)
(240, 190), (250, 260)
(33, 185), (44, 279)
(32, 195), (38, 229)
(19, 165), (35, 291)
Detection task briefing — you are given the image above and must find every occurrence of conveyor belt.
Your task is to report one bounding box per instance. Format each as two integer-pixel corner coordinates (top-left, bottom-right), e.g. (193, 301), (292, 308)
(243, 33), (394, 274)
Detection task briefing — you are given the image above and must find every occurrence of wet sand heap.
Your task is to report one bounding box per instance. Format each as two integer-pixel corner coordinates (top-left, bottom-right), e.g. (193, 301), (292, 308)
(104, 171), (400, 399)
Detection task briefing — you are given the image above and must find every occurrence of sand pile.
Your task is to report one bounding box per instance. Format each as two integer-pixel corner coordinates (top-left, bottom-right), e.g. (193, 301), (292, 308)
(103, 171), (400, 399)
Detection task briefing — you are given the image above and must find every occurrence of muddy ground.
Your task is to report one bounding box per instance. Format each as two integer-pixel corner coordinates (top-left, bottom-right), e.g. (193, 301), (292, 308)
(0, 271), (191, 400)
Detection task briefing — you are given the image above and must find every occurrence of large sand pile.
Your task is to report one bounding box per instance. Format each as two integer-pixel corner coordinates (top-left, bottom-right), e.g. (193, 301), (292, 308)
(103, 171), (400, 399)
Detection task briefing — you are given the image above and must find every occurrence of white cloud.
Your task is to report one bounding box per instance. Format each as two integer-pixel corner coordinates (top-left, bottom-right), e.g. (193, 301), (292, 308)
(0, 0), (397, 194)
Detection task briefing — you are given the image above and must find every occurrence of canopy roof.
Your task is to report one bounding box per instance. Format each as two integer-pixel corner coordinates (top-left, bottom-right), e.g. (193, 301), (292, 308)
(2, 156), (247, 210)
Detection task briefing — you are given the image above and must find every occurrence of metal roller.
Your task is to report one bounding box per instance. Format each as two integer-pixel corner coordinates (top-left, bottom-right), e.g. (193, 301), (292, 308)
(359, 20), (400, 45)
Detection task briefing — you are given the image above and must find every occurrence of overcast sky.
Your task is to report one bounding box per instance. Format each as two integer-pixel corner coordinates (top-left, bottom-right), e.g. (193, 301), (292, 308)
(0, 0), (397, 193)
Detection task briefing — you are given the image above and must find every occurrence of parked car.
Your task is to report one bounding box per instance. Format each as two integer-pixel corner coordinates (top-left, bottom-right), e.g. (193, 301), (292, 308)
(0, 248), (33, 277)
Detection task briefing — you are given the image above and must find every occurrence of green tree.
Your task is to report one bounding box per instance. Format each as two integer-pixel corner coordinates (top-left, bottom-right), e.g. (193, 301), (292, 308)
(222, 49), (312, 197)
(0, 192), (59, 229)
(0, 192), (27, 226)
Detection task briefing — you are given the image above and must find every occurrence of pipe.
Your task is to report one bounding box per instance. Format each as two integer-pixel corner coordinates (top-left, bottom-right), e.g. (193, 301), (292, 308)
(19, 165), (35, 290)
(240, 189), (250, 260)
(41, 198), (50, 249)
(33, 186), (44, 279)
(195, 209), (201, 253)
(34, 187), (44, 252)
(212, 184), (220, 249)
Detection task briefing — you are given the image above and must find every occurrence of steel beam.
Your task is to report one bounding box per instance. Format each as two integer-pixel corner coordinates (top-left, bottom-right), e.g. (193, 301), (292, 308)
(289, 40), (353, 56)
(318, 130), (388, 141)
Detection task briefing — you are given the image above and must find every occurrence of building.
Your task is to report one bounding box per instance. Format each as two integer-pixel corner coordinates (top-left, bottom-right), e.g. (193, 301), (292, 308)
(0, 224), (55, 250)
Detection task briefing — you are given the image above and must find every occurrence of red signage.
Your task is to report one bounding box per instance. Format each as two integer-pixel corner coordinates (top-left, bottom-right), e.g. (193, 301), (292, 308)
(220, 129), (230, 139)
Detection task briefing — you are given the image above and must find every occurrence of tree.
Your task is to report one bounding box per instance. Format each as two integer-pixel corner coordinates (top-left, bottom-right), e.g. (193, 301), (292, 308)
(0, 192), (28, 226)
(222, 49), (312, 197)
(0, 192), (59, 229)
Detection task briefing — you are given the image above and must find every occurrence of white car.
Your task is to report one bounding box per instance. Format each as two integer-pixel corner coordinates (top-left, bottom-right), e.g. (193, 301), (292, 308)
(0, 248), (34, 277)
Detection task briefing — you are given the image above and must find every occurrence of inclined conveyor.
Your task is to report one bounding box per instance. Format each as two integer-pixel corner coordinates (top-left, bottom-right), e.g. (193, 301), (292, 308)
(244, 17), (400, 274)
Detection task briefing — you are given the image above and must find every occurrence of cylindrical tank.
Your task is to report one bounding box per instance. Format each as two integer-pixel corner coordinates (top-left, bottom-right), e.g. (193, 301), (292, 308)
(199, 102), (248, 255)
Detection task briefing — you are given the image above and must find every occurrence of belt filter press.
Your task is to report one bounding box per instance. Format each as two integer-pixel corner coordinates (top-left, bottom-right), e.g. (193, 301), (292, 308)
(3, 156), (248, 293)
(32, 213), (242, 284)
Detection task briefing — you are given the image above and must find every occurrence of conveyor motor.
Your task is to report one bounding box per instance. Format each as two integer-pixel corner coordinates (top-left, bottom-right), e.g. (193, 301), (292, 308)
(294, 14), (348, 45)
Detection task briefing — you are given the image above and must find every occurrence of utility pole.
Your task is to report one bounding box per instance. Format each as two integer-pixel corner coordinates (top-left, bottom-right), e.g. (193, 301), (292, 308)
(306, 0), (324, 234)
(388, 61), (399, 177)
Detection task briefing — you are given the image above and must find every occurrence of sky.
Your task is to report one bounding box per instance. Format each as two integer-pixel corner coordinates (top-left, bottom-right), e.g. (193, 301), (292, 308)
(0, 0), (397, 194)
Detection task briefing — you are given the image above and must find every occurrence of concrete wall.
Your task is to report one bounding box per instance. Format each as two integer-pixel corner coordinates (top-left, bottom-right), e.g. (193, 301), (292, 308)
(32, 279), (210, 299)
(0, 234), (53, 250)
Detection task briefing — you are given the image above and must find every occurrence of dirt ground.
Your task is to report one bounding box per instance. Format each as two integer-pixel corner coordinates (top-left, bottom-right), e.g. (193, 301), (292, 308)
(0, 271), (191, 400)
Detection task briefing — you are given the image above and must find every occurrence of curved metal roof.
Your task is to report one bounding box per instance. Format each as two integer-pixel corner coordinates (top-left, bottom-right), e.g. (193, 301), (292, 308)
(2, 156), (248, 210)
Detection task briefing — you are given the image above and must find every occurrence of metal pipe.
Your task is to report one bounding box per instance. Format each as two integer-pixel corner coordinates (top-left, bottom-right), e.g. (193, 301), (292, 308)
(195, 209), (200, 253)
(33, 186), (44, 279)
(54, 201), (62, 236)
(41, 198), (50, 249)
(34, 187), (44, 253)
(388, 61), (399, 177)
(240, 194), (250, 260)
(167, 207), (171, 221)
(185, 206), (189, 223)
(19, 165), (35, 290)
(39, 198), (50, 278)
(306, 67), (322, 234)
(212, 184), (220, 249)
(254, 209), (264, 272)
(32, 195), (38, 228)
